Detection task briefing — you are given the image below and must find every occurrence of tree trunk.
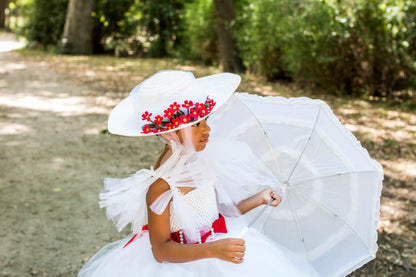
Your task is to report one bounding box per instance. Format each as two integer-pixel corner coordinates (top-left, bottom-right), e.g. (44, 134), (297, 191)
(213, 0), (245, 73)
(61, 0), (94, 55)
(0, 0), (8, 29)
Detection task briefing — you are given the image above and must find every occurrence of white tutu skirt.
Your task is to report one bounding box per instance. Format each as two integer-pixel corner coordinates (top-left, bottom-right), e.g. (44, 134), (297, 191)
(79, 217), (313, 277)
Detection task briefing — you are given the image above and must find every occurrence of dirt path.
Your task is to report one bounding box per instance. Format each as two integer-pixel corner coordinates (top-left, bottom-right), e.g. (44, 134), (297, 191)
(0, 33), (415, 276)
(0, 34), (162, 277)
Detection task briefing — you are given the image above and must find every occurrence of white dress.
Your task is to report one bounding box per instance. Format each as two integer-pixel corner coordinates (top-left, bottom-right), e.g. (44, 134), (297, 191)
(78, 142), (314, 277)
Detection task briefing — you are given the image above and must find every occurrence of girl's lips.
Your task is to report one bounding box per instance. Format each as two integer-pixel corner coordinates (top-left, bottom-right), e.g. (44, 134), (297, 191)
(200, 137), (209, 143)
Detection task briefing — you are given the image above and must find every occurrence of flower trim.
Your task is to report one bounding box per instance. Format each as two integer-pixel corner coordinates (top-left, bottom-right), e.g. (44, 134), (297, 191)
(141, 96), (216, 134)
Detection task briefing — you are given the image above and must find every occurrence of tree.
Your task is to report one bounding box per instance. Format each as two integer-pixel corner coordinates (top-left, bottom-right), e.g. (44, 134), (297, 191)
(61, 0), (94, 54)
(213, 0), (245, 73)
(0, 0), (8, 29)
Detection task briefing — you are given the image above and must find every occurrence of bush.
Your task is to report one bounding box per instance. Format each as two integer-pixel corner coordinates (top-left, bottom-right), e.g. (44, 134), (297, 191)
(181, 0), (218, 64)
(236, 0), (416, 97)
(137, 0), (189, 58)
(91, 0), (139, 54)
(235, 0), (295, 80)
(24, 0), (68, 48)
(321, 0), (416, 96)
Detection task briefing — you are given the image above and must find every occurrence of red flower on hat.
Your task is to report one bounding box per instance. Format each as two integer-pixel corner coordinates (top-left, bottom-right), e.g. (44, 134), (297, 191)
(165, 123), (174, 130)
(164, 108), (174, 119)
(142, 124), (151, 134)
(198, 107), (208, 117)
(142, 111), (152, 121)
(154, 115), (163, 125)
(140, 96), (216, 134)
(182, 100), (194, 109)
(179, 115), (192, 124)
(189, 107), (199, 119)
(195, 102), (205, 110)
(170, 102), (180, 112)
(171, 117), (181, 128)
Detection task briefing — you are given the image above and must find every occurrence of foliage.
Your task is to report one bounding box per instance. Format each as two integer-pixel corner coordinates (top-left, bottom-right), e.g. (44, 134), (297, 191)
(305, 0), (416, 96)
(24, 0), (68, 47)
(137, 0), (189, 57)
(5, 0), (32, 30)
(235, 0), (416, 97)
(182, 0), (218, 64)
(235, 0), (294, 80)
(13, 0), (416, 97)
(91, 0), (139, 54)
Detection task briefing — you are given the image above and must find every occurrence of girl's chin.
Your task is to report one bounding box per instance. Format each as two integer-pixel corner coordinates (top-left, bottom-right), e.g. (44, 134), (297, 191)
(195, 144), (207, 152)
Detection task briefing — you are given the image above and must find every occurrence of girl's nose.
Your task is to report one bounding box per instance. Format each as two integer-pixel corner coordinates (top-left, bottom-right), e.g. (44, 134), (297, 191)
(201, 119), (210, 133)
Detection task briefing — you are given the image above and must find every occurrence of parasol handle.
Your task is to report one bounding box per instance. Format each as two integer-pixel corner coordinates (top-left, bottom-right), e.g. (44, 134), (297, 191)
(238, 198), (273, 238)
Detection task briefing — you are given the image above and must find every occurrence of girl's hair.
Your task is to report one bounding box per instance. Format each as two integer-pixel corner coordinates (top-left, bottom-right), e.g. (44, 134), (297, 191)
(153, 144), (170, 170)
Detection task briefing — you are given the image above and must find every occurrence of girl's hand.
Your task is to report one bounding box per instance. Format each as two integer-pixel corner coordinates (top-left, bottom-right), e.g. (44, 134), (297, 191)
(259, 187), (282, 207)
(237, 187), (283, 214)
(209, 238), (246, 264)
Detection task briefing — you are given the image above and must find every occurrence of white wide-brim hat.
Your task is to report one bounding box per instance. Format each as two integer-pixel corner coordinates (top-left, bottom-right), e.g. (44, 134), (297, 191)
(108, 70), (241, 136)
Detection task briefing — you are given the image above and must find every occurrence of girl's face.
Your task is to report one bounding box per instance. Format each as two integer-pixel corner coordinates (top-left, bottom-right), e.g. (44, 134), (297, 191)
(177, 119), (211, 151)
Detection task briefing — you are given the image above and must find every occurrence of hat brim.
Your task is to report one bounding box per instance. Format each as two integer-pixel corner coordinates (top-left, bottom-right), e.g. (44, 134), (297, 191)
(108, 72), (241, 136)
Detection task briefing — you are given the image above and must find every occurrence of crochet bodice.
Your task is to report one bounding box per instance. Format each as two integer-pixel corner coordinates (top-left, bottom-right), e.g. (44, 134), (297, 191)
(169, 184), (218, 233)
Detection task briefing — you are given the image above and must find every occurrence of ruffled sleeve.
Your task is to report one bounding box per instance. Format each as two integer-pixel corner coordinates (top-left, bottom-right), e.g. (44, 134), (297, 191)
(98, 144), (201, 235)
(99, 168), (155, 233)
(149, 189), (173, 215)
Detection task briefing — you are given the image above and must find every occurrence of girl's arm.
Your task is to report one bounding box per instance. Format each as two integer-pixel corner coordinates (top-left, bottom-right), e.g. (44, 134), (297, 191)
(236, 188), (282, 215)
(146, 178), (246, 264)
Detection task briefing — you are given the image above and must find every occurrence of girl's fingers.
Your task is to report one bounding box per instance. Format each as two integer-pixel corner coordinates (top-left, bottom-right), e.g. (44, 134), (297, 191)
(232, 244), (246, 252)
(230, 238), (245, 245)
(231, 257), (244, 264)
(232, 251), (245, 258)
(270, 192), (282, 206)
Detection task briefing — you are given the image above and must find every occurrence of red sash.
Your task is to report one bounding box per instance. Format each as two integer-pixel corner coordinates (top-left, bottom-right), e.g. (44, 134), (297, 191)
(123, 214), (227, 248)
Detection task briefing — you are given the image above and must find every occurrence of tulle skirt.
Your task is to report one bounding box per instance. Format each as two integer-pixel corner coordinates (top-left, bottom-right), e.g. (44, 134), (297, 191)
(79, 217), (314, 277)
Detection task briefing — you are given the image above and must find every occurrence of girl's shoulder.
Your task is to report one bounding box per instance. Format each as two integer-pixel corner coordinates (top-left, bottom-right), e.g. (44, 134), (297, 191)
(146, 178), (170, 206)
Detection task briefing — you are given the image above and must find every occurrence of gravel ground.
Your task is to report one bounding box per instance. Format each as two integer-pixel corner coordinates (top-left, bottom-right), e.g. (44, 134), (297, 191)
(0, 33), (162, 277)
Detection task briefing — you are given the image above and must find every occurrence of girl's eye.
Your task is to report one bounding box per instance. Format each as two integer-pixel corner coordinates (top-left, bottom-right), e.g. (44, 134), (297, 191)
(192, 118), (208, 127)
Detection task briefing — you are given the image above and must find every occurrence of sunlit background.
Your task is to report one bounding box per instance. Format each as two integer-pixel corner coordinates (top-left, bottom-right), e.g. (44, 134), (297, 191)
(0, 0), (415, 276)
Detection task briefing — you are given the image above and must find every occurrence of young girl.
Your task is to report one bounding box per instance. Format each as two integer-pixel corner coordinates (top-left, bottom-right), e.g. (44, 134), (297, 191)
(78, 70), (312, 276)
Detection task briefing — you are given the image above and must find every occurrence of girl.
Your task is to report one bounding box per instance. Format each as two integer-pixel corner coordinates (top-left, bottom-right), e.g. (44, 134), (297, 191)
(79, 70), (311, 276)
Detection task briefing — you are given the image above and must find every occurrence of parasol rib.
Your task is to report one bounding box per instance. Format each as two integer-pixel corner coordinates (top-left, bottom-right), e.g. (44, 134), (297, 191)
(296, 189), (374, 256)
(238, 198), (273, 238)
(286, 189), (314, 273)
(290, 170), (379, 187)
(234, 94), (283, 182)
(286, 104), (322, 183)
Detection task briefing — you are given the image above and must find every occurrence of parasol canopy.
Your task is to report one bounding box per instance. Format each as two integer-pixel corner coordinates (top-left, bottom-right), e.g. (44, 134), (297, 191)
(206, 93), (383, 277)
